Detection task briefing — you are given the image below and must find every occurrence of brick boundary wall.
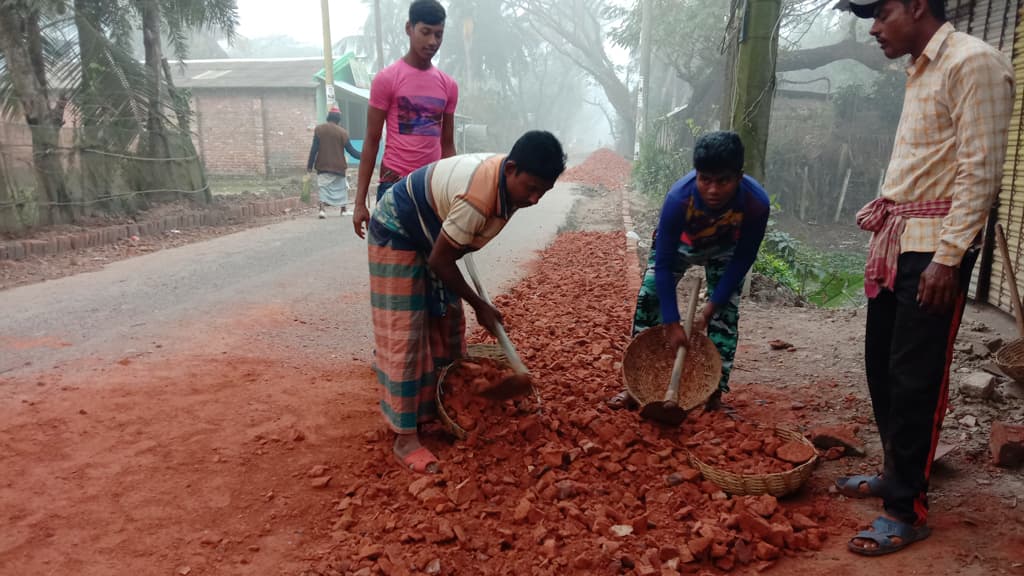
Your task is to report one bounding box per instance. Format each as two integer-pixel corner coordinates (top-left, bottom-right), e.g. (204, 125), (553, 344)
(0, 196), (305, 262)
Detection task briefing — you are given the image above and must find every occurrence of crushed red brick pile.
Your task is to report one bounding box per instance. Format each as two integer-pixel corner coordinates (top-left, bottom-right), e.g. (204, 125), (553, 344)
(687, 415), (816, 475)
(561, 149), (633, 191)
(312, 232), (832, 576)
(440, 359), (520, 433)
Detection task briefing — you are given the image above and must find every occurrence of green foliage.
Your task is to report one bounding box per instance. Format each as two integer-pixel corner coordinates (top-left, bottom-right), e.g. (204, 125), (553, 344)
(633, 137), (687, 199)
(832, 68), (905, 126)
(607, 0), (729, 82)
(756, 226), (865, 308)
(753, 251), (798, 291)
(632, 117), (704, 198)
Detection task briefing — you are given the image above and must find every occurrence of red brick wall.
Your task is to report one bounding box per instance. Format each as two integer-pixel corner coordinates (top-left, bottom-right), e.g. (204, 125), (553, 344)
(193, 88), (317, 177)
(194, 91), (266, 176)
(263, 90), (317, 177)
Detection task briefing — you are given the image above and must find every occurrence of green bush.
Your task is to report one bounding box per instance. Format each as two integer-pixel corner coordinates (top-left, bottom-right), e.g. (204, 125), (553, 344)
(753, 251), (798, 291)
(633, 141), (687, 199)
(756, 227), (865, 308)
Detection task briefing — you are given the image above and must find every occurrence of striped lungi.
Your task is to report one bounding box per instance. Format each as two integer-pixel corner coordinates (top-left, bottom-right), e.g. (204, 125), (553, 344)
(367, 190), (466, 433)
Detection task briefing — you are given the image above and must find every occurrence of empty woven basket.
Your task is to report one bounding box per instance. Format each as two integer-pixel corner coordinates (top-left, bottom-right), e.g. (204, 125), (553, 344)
(622, 324), (722, 411)
(995, 338), (1024, 384)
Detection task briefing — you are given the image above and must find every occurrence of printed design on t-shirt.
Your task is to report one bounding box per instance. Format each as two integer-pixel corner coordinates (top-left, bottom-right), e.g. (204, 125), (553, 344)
(397, 95), (445, 136)
(680, 199), (743, 250)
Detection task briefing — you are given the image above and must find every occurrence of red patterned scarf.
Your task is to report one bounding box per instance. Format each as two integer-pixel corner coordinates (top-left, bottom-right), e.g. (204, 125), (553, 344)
(856, 197), (952, 298)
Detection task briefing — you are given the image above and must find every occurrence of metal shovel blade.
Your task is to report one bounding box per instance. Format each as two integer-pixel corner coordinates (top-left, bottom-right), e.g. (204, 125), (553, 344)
(640, 400), (688, 426)
(477, 373), (535, 402)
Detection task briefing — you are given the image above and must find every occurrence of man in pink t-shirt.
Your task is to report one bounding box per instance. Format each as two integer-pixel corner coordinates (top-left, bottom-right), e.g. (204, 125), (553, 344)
(354, 0), (458, 239)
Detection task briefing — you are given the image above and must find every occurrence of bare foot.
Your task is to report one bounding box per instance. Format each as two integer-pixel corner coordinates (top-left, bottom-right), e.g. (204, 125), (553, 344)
(849, 515), (903, 552)
(393, 433), (439, 474)
(607, 390), (638, 410)
(847, 515), (931, 556)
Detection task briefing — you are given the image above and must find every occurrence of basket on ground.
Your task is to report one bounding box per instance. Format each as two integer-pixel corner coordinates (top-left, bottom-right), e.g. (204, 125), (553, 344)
(436, 345), (511, 440)
(688, 427), (818, 497)
(995, 338), (1024, 385)
(622, 324), (722, 411)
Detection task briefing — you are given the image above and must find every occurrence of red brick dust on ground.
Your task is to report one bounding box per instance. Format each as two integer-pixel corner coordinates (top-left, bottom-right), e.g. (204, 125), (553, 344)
(0, 303), (382, 576)
(308, 232), (841, 576)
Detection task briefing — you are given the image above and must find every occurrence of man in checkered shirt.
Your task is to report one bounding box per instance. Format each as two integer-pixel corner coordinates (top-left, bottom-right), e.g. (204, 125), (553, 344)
(839, 0), (1014, 556)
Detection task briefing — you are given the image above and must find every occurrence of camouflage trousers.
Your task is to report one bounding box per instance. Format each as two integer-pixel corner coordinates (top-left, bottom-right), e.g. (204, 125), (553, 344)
(632, 242), (742, 392)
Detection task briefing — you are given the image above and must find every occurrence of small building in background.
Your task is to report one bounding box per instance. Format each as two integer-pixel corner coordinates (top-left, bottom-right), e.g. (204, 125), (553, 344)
(169, 55), (370, 177)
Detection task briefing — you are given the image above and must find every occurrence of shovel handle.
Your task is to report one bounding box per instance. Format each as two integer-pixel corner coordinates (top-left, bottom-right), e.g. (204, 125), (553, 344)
(995, 223), (1024, 338)
(463, 254), (529, 375)
(665, 277), (703, 405)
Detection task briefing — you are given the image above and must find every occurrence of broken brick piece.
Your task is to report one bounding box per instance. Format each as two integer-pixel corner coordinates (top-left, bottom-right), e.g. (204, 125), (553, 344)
(810, 425), (866, 457)
(991, 421), (1024, 468)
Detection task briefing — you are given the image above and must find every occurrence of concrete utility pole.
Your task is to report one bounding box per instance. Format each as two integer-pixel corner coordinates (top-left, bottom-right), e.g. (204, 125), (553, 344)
(635, 0), (653, 161)
(462, 17), (474, 90)
(374, 0), (385, 72)
(729, 0), (781, 183)
(321, 0), (335, 107)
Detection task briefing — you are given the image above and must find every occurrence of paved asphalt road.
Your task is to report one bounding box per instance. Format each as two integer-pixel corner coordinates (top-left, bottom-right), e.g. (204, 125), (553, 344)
(0, 183), (580, 377)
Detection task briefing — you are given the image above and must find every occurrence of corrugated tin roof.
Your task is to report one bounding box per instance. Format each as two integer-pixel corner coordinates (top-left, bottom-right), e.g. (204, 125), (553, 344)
(169, 58), (324, 89)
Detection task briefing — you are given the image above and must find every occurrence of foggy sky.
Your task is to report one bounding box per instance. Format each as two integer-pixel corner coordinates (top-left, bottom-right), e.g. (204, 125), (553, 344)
(234, 0), (368, 47)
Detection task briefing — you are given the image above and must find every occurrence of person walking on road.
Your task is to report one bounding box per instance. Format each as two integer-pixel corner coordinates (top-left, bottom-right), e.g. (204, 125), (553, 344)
(307, 106), (361, 218)
(353, 0), (459, 236)
(838, 0), (1014, 556)
(358, 131), (566, 474)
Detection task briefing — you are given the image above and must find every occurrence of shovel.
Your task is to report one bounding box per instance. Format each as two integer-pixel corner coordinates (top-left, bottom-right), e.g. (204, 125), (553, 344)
(996, 223), (1024, 337)
(641, 277), (702, 426)
(463, 254), (537, 403)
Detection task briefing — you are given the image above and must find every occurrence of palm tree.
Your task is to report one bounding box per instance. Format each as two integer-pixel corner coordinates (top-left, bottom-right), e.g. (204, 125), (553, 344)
(0, 0), (237, 225)
(0, 0), (76, 223)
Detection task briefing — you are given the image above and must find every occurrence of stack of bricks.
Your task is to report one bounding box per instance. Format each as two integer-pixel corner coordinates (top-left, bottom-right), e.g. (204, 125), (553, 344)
(0, 196), (303, 262)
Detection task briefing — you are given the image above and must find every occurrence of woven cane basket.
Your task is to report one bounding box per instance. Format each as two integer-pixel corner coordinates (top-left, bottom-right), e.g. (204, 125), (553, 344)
(688, 427), (818, 497)
(622, 324), (722, 411)
(995, 338), (1024, 385)
(437, 347), (511, 440)
(466, 343), (508, 362)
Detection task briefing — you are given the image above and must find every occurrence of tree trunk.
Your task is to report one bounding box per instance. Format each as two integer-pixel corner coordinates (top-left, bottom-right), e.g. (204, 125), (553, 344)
(162, 57), (210, 204)
(139, 0), (174, 201)
(374, 0), (385, 72)
(161, 58), (192, 134)
(778, 36), (889, 73)
(729, 0), (781, 183)
(74, 0), (115, 212)
(0, 4), (72, 225)
(141, 0), (166, 155)
(720, 0), (742, 130)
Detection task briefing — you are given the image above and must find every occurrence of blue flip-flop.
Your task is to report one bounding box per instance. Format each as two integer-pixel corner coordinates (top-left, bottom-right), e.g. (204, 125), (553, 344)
(835, 474), (885, 498)
(848, 516), (932, 556)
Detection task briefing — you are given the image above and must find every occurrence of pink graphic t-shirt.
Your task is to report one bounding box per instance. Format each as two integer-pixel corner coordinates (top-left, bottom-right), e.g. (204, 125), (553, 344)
(369, 59), (459, 182)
